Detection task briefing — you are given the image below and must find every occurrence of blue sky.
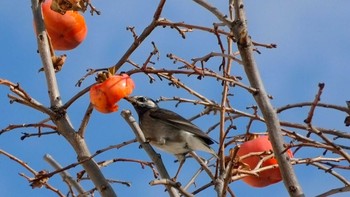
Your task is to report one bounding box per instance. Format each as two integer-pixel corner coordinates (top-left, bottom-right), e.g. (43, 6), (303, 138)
(1, 0), (350, 196)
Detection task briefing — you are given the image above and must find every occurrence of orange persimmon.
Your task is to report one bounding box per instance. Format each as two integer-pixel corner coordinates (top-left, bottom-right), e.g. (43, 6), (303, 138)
(237, 135), (293, 187)
(41, 0), (87, 50)
(90, 74), (135, 113)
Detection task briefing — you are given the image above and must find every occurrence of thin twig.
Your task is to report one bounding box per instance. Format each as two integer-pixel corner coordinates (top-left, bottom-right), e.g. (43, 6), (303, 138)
(108, 0), (167, 74)
(192, 0), (233, 27)
(0, 150), (65, 197)
(189, 152), (215, 179)
(63, 85), (94, 110)
(96, 158), (159, 178)
(183, 166), (204, 190)
(55, 139), (138, 180)
(0, 122), (57, 136)
(150, 179), (194, 197)
(78, 103), (94, 137)
(316, 185), (350, 197)
(192, 181), (215, 195)
(277, 102), (350, 114)
(304, 83), (325, 124)
(0, 149), (37, 174)
(308, 126), (350, 162)
(0, 79), (55, 116)
(44, 154), (87, 196)
(310, 162), (350, 186)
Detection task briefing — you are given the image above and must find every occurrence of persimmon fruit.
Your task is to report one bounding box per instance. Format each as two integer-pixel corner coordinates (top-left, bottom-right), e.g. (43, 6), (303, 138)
(237, 135), (293, 187)
(41, 0), (87, 50)
(90, 74), (135, 113)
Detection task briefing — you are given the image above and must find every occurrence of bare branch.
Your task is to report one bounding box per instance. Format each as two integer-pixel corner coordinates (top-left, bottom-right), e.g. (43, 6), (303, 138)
(78, 103), (94, 137)
(189, 151), (215, 179)
(304, 83), (325, 124)
(150, 179), (194, 197)
(0, 79), (55, 116)
(121, 110), (180, 197)
(230, 0), (304, 196)
(109, 0), (167, 74)
(0, 150), (65, 197)
(316, 185), (350, 197)
(31, 0), (117, 196)
(0, 121), (57, 136)
(277, 102), (350, 115)
(192, 0), (233, 27)
(44, 154), (87, 196)
(0, 149), (37, 175)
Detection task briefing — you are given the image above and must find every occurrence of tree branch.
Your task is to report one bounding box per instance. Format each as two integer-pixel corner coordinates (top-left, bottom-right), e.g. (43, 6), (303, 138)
(109, 0), (166, 74)
(44, 154), (87, 196)
(31, 1), (117, 196)
(121, 110), (180, 197)
(221, 0), (304, 196)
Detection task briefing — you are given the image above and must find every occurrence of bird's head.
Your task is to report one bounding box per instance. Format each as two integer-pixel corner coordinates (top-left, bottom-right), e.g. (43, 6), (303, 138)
(125, 96), (158, 114)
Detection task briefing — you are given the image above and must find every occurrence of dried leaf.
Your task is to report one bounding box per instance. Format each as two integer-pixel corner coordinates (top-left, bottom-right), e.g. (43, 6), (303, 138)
(30, 170), (49, 188)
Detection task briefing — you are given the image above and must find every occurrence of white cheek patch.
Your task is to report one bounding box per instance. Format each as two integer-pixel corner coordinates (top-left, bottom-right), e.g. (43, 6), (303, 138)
(145, 100), (157, 108)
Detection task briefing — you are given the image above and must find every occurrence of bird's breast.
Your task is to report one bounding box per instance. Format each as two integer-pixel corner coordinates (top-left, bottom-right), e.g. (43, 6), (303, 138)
(139, 118), (189, 154)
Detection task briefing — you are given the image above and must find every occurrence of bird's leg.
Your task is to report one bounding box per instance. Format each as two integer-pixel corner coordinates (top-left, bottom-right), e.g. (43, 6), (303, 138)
(138, 138), (151, 149)
(172, 154), (186, 181)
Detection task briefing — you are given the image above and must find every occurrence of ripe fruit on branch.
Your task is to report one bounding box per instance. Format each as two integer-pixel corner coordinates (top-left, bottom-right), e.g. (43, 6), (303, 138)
(236, 135), (293, 187)
(41, 0), (87, 50)
(90, 74), (135, 113)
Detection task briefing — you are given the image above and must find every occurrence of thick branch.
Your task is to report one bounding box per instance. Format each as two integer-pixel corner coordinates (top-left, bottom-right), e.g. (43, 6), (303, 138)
(31, 1), (117, 196)
(230, 1), (304, 196)
(121, 110), (180, 197)
(31, 0), (62, 108)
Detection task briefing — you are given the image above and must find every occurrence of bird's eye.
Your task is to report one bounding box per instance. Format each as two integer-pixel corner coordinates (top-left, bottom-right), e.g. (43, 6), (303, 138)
(137, 97), (146, 102)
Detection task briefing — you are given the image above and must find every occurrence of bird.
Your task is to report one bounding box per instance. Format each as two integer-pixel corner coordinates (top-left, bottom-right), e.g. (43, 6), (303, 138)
(125, 96), (217, 179)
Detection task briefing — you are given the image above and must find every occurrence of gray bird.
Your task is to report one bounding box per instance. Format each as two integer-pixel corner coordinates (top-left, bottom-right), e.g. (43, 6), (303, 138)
(125, 96), (217, 179)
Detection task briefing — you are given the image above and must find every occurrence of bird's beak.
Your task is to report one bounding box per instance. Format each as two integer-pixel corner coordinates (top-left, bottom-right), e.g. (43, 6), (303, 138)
(124, 96), (135, 104)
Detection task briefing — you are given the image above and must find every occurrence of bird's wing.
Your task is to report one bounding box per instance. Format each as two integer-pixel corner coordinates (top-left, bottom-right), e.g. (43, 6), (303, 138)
(149, 108), (214, 145)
